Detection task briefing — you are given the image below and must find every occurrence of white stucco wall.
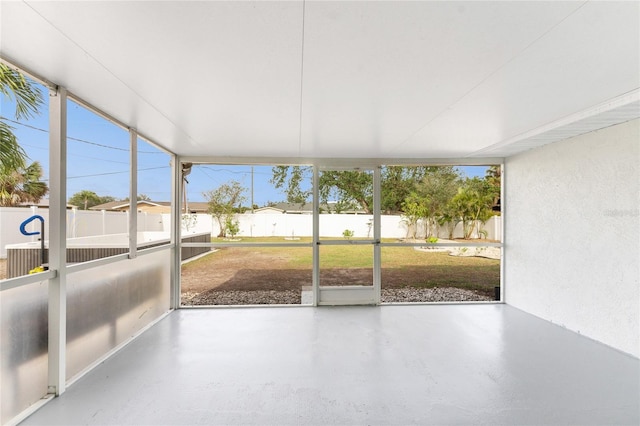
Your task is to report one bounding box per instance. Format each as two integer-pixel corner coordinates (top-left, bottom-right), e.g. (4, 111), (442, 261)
(505, 118), (639, 357)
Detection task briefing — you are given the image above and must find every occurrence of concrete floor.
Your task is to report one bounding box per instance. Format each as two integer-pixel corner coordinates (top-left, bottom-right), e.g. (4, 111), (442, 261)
(23, 304), (639, 425)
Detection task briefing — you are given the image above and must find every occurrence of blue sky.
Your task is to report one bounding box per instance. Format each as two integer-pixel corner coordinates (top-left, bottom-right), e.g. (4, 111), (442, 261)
(3, 81), (488, 207)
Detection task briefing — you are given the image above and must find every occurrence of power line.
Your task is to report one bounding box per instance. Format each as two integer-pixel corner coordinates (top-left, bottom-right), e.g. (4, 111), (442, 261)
(61, 166), (170, 180)
(1, 116), (163, 153)
(68, 153), (130, 165)
(199, 165), (272, 176)
(21, 142), (168, 167)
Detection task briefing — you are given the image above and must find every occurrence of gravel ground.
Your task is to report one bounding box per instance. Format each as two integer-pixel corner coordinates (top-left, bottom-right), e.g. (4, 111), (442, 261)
(182, 287), (491, 306)
(381, 287), (491, 302)
(183, 290), (302, 305)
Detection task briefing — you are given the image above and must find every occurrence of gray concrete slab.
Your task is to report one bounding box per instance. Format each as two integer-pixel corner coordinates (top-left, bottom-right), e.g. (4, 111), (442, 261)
(22, 305), (639, 425)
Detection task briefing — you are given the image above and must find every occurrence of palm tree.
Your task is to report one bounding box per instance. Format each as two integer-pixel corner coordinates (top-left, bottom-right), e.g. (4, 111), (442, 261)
(68, 190), (116, 210)
(0, 63), (47, 206)
(0, 161), (48, 206)
(1, 62), (44, 167)
(0, 121), (26, 170)
(450, 178), (495, 239)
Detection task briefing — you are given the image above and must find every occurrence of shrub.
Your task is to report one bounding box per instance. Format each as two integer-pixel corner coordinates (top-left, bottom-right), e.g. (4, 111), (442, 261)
(225, 218), (240, 238)
(342, 229), (354, 239)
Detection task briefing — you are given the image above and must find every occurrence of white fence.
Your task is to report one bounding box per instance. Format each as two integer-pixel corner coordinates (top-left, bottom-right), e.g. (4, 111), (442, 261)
(0, 207), (164, 258)
(172, 212), (502, 241)
(1, 207), (501, 258)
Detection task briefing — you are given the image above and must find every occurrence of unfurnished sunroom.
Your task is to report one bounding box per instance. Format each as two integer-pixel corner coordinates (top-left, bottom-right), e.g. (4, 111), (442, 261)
(0, 1), (638, 425)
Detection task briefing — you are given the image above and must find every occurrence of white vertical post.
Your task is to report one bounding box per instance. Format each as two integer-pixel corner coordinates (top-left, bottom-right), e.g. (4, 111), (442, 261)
(30, 205), (38, 242)
(373, 167), (381, 305)
(251, 166), (254, 213)
(129, 129), (137, 258)
(312, 166), (319, 306)
(170, 155), (181, 309)
(48, 85), (67, 395)
(70, 207), (77, 238)
(101, 209), (106, 234)
(500, 162), (505, 303)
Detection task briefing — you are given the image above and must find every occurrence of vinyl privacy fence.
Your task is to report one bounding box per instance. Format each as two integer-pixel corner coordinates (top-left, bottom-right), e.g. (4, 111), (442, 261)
(1, 207), (501, 258)
(0, 207), (165, 258)
(172, 212), (501, 241)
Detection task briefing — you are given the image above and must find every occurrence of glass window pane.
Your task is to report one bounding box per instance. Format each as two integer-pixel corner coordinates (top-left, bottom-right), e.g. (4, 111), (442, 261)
(381, 246), (501, 302)
(319, 244), (373, 287)
(136, 138), (172, 249)
(184, 164), (312, 242)
(380, 165), (501, 241)
(181, 246), (312, 306)
(319, 169), (374, 239)
(65, 100), (130, 265)
(378, 164), (502, 303)
(1, 71), (49, 279)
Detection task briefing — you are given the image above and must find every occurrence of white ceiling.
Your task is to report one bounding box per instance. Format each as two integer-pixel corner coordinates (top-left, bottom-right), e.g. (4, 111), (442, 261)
(1, 1), (639, 161)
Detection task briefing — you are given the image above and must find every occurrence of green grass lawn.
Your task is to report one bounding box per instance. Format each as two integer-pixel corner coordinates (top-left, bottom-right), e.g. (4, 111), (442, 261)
(185, 237), (500, 295)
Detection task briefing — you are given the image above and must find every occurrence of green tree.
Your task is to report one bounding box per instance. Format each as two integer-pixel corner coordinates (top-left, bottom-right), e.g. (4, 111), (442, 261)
(121, 194), (152, 202)
(68, 190), (116, 210)
(271, 166), (374, 213)
(204, 180), (247, 237)
(272, 166), (430, 214)
(270, 166), (311, 205)
(401, 194), (428, 239)
(319, 170), (373, 213)
(409, 166), (461, 238)
(437, 202), (460, 240)
(381, 166), (428, 214)
(449, 177), (495, 239)
(1, 63), (44, 170)
(0, 161), (48, 206)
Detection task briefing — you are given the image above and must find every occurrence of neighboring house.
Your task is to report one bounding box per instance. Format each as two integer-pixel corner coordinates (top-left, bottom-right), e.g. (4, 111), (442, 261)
(19, 199), (76, 209)
(254, 202), (313, 214)
(89, 200), (209, 214)
(182, 202), (209, 214)
(89, 200), (367, 215)
(253, 206), (286, 214)
(254, 202), (366, 214)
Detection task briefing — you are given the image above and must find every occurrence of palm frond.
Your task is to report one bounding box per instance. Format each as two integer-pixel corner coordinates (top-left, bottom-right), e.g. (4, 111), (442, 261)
(0, 120), (27, 169)
(0, 63), (44, 120)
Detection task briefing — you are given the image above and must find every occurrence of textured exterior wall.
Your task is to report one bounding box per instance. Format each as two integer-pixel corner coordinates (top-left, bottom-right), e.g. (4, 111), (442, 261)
(505, 119), (639, 357)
